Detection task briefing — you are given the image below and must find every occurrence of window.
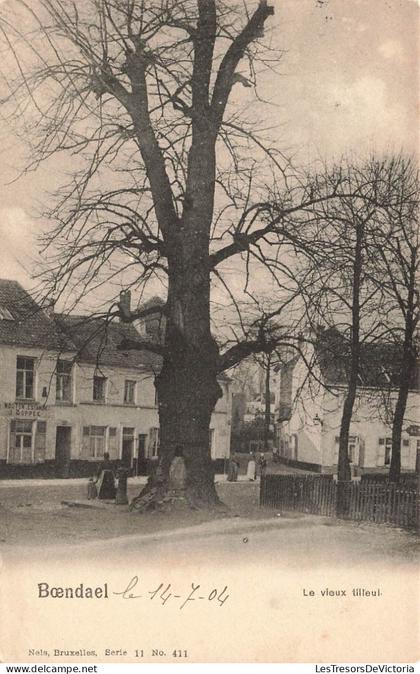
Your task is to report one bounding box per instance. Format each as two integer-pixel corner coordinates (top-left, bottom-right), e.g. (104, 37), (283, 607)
(379, 437), (392, 465)
(0, 306), (14, 320)
(9, 419), (34, 464)
(56, 360), (72, 402)
(81, 426), (106, 458)
(124, 380), (136, 405)
(348, 436), (358, 463)
(16, 356), (35, 399)
(93, 376), (106, 402)
(209, 428), (215, 453)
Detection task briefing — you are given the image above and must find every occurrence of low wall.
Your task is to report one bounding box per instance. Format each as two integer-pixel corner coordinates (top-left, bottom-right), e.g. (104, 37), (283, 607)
(276, 454), (322, 473)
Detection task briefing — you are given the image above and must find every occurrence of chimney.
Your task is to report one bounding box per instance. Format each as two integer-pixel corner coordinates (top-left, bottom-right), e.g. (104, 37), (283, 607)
(119, 290), (132, 322)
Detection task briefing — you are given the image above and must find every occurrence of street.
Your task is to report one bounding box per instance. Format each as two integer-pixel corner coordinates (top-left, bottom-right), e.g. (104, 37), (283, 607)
(0, 476), (418, 567)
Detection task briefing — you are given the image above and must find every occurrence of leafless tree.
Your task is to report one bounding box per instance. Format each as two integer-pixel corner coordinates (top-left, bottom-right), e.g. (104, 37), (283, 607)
(291, 158), (406, 490)
(368, 156), (419, 482)
(0, 0), (364, 506)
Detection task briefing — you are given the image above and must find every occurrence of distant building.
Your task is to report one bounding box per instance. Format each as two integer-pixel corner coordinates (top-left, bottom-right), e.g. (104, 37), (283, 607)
(230, 358), (279, 453)
(275, 328), (419, 475)
(0, 280), (231, 478)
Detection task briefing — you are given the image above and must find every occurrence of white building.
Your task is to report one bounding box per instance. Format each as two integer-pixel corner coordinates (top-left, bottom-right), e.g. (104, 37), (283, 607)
(275, 329), (419, 475)
(0, 280), (231, 478)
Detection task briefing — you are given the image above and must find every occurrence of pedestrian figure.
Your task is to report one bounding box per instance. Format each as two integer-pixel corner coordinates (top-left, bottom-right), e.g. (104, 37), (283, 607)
(258, 453), (267, 478)
(87, 477), (97, 500)
(227, 457), (239, 482)
(246, 452), (257, 481)
(96, 452), (116, 500)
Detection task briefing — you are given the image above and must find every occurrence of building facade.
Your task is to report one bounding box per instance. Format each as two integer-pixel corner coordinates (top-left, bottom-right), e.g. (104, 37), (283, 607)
(0, 280), (231, 478)
(275, 330), (419, 475)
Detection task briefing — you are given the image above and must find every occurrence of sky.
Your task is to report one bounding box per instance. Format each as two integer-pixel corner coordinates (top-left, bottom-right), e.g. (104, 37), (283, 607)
(0, 0), (418, 298)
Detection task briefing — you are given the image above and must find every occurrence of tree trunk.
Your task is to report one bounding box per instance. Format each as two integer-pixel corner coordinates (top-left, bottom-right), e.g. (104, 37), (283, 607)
(264, 354), (271, 452)
(156, 338), (222, 507)
(389, 382), (407, 483)
(337, 388), (355, 483)
(337, 220), (364, 512)
(389, 327), (415, 483)
(152, 192), (223, 507)
(336, 384), (355, 516)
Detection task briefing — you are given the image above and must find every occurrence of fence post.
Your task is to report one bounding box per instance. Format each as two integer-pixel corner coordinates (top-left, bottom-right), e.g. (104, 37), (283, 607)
(336, 480), (351, 518)
(260, 474), (265, 507)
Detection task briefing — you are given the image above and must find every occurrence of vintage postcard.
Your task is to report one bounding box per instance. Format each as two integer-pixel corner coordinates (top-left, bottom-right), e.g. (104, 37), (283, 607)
(0, 0), (418, 665)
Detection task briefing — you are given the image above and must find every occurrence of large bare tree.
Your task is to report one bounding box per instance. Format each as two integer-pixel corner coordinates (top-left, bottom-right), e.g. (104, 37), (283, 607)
(0, 0), (360, 506)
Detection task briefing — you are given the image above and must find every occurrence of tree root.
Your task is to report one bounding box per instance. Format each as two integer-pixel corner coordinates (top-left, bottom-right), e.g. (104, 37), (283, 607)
(129, 486), (228, 514)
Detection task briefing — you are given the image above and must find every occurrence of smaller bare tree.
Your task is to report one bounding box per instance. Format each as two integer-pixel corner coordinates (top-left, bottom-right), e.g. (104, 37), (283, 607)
(369, 156), (419, 481)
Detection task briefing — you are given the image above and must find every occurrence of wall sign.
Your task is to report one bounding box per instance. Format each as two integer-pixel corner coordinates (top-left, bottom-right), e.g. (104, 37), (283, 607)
(3, 402), (48, 418)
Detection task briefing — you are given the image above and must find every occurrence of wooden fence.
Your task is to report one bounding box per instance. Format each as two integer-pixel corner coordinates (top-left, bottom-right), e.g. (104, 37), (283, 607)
(260, 474), (419, 531)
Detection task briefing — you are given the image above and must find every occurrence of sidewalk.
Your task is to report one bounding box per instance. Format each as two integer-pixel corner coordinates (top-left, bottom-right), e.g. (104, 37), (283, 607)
(0, 475), (148, 487)
(0, 474), (257, 487)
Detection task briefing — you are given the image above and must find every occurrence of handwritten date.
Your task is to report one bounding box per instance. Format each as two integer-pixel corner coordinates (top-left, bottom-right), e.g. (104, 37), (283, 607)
(113, 576), (229, 609)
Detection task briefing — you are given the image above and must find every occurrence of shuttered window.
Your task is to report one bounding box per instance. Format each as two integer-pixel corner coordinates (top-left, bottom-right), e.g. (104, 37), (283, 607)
(108, 427), (118, 459)
(34, 421), (47, 462)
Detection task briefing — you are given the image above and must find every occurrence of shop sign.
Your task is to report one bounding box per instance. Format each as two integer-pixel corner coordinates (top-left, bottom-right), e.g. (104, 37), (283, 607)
(3, 402), (48, 418)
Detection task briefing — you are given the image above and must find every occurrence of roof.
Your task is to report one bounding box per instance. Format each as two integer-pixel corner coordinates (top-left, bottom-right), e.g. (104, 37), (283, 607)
(0, 280), (232, 378)
(0, 279), (71, 351)
(57, 314), (232, 380)
(316, 328), (420, 391)
(54, 315), (162, 371)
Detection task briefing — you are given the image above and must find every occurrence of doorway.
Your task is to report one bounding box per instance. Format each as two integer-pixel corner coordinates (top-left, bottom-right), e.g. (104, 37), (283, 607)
(55, 426), (72, 478)
(136, 433), (147, 475)
(122, 427), (135, 468)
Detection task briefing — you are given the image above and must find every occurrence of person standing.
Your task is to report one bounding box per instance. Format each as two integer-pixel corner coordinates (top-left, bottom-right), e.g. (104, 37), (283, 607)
(246, 452), (257, 481)
(227, 457), (239, 482)
(258, 453), (267, 478)
(95, 452), (116, 500)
